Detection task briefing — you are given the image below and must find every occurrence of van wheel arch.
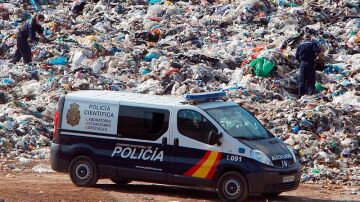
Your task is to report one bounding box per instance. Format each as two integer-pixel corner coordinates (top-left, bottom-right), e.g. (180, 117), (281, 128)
(68, 146), (95, 166)
(70, 151), (94, 161)
(214, 167), (248, 188)
(69, 151), (95, 164)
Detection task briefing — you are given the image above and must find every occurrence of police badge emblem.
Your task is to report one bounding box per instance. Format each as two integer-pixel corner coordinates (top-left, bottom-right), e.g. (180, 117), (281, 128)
(66, 103), (80, 126)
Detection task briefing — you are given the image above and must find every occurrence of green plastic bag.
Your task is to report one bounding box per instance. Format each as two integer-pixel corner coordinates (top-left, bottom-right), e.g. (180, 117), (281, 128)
(288, 2), (298, 7)
(249, 57), (275, 77)
(315, 82), (326, 92)
(311, 169), (320, 174)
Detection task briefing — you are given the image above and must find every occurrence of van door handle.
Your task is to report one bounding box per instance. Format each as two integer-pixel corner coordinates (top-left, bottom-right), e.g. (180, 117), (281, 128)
(162, 137), (167, 146)
(174, 138), (179, 147)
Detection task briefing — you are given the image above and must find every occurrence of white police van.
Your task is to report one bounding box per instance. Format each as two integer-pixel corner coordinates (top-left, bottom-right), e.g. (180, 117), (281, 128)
(51, 91), (301, 201)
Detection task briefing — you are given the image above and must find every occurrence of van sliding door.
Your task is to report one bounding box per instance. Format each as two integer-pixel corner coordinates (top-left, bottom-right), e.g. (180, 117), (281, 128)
(112, 104), (171, 183)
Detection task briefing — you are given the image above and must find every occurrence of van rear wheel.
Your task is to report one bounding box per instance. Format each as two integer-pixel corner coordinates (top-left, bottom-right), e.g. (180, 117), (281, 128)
(69, 156), (98, 187)
(216, 171), (248, 202)
(111, 179), (131, 185)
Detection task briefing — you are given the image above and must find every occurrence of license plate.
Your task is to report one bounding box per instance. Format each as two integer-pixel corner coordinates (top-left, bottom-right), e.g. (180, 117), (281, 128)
(282, 175), (295, 183)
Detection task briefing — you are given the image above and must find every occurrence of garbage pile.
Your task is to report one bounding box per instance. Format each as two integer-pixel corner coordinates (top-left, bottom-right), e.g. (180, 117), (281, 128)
(0, 0), (359, 185)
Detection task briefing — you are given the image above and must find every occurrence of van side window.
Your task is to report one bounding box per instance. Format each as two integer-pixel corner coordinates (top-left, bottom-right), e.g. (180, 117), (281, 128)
(177, 109), (218, 144)
(118, 106), (169, 141)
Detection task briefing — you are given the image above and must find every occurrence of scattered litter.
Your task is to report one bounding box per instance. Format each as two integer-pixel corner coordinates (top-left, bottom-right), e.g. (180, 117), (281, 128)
(0, 0), (359, 185)
(32, 164), (54, 173)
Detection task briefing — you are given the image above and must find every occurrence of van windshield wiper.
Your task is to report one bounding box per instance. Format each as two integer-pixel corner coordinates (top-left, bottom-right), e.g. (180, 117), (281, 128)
(235, 136), (269, 140)
(235, 136), (265, 140)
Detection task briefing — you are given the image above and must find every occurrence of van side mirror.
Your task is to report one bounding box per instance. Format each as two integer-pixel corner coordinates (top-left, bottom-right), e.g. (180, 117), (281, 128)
(208, 131), (222, 146)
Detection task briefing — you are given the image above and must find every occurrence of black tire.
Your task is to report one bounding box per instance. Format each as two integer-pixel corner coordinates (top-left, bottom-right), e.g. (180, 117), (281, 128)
(111, 179), (131, 185)
(68, 155), (98, 187)
(216, 171), (248, 202)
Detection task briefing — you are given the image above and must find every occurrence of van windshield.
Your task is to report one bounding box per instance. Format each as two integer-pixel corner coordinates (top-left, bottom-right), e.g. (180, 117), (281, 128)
(205, 105), (272, 140)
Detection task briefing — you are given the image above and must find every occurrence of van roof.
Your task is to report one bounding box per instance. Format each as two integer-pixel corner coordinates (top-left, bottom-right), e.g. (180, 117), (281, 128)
(65, 90), (237, 109)
(65, 90), (186, 107)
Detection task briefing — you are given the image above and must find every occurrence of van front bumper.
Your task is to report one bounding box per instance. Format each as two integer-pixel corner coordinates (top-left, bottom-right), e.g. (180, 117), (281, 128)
(247, 163), (301, 195)
(50, 143), (69, 173)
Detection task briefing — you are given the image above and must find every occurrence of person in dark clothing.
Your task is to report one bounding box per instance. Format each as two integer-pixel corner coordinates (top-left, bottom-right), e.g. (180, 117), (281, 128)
(10, 14), (51, 65)
(295, 34), (320, 97)
(71, 0), (87, 16)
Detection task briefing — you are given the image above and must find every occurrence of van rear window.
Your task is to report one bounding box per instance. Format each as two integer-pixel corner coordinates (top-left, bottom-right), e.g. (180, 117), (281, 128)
(117, 106), (169, 141)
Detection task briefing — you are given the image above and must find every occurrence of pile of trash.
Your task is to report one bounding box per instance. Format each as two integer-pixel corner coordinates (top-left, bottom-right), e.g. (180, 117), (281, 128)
(0, 0), (359, 185)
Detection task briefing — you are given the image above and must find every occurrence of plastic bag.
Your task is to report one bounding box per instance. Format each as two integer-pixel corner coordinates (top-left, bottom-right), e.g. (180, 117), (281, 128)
(144, 52), (160, 62)
(48, 56), (68, 65)
(149, 0), (163, 5)
(249, 57), (275, 77)
(315, 82), (326, 92)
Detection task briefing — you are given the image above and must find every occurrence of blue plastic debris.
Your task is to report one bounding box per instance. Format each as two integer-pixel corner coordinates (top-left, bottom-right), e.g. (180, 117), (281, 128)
(330, 90), (345, 97)
(30, 0), (42, 12)
(111, 47), (123, 55)
(0, 78), (14, 86)
(220, 85), (249, 96)
(48, 56), (68, 65)
(323, 65), (343, 74)
(44, 29), (52, 37)
(141, 69), (152, 75)
(148, 0), (162, 5)
(144, 52), (160, 62)
(292, 125), (300, 133)
(340, 80), (352, 87)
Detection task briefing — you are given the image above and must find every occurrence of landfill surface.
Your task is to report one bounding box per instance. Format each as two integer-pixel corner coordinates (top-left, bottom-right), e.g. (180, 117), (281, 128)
(0, 0), (359, 186)
(0, 172), (360, 201)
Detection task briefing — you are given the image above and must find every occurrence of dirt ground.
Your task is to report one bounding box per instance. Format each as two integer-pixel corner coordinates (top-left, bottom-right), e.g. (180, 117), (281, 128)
(0, 172), (359, 202)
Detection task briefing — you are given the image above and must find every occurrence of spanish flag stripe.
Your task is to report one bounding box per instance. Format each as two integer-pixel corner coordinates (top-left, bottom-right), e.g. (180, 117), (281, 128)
(206, 152), (222, 179)
(184, 151), (212, 176)
(192, 152), (219, 178)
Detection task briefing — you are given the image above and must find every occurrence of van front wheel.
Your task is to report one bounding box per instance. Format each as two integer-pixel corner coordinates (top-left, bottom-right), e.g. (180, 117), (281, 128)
(69, 156), (98, 187)
(216, 171), (248, 202)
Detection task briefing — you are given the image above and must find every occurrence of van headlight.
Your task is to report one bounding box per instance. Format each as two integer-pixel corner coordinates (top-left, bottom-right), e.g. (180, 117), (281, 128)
(287, 145), (297, 163)
(250, 150), (273, 166)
